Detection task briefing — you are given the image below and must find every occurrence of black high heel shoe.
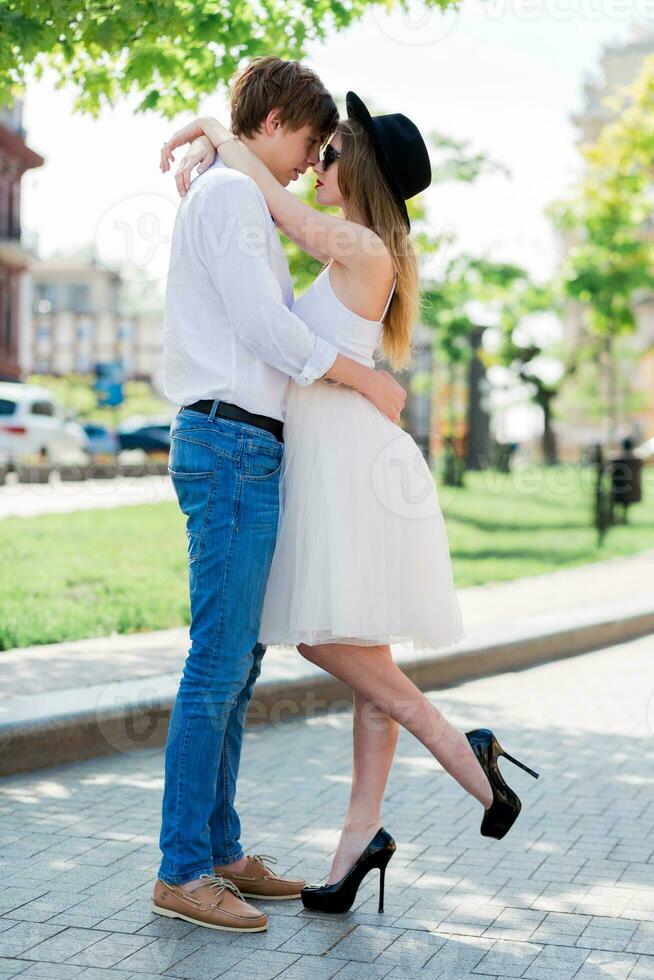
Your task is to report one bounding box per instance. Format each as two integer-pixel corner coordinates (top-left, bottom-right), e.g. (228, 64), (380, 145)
(301, 828), (396, 914)
(466, 728), (540, 840)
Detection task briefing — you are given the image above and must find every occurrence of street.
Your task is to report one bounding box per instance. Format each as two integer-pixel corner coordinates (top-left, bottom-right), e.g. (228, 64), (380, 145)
(0, 475), (175, 520)
(1, 633), (653, 979)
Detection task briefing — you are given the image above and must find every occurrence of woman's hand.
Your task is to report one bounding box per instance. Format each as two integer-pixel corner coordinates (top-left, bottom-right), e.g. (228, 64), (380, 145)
(160, 116), (230, 195)
(161, 135), (216, 197)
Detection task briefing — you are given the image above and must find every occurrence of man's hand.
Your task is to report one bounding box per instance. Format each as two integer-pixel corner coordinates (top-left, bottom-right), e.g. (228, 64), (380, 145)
(321, 355), (407, 424)
(364, 369), (407, 424)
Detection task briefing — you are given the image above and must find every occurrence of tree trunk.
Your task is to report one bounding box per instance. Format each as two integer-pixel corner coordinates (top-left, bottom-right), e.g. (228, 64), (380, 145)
(604, 335), (618, 451)
(541, 391), (558, 466)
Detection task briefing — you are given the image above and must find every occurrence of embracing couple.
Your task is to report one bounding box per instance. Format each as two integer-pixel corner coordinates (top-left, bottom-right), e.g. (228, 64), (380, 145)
(152, 56), (539, 933)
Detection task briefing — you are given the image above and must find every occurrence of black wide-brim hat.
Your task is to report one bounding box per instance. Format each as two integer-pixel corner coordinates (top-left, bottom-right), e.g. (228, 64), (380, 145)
(345, 91), (431, 231)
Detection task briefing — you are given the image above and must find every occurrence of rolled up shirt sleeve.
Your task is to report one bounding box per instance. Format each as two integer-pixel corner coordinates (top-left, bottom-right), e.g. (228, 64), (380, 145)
(197, 177), (338, 386)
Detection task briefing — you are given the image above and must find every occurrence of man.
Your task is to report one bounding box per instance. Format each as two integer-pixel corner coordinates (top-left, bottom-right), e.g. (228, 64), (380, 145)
(152, 56), (406, 933)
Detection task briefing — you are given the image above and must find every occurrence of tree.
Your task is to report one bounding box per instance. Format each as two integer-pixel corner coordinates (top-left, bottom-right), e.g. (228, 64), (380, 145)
(422, 255), (565, 470)
(548, 52), (654, 450)
(493, 275), (563, 466)
(1, 0), (462, 117)
(421, 257), (522, 448)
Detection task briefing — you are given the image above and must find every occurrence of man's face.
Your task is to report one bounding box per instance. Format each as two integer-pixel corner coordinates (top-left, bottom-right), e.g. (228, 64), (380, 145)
(258, 115), (324, 186)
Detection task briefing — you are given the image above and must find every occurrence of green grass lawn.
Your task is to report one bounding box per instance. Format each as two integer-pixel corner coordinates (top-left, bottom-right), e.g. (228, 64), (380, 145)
(3, 463), (654, 650)
(440, 462), (654, 585)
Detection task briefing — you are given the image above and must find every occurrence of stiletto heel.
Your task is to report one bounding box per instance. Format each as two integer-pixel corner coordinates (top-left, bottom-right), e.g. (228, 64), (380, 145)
(465, 728), (540, 840)
(500, 749), (540, 780)
(301, 828), (396, 914)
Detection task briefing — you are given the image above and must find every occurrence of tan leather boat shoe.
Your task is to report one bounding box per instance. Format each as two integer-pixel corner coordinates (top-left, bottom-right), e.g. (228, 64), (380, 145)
(213, 853), (305, 900)
(151, 874), (267, 932)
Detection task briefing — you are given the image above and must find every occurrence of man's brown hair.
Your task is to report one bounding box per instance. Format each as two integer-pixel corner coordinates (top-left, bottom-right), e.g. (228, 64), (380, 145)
(230, 56), (338, 144)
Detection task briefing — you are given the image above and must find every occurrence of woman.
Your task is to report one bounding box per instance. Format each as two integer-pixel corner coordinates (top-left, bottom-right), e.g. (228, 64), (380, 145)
(160, 94), (539, 914)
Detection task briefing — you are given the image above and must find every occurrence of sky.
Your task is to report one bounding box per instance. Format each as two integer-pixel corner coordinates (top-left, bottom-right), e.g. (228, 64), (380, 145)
(20, 3), (645, 297)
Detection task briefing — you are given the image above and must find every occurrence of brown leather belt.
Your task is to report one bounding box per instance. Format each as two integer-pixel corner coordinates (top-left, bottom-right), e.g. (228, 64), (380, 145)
(182, 399), (284, 442)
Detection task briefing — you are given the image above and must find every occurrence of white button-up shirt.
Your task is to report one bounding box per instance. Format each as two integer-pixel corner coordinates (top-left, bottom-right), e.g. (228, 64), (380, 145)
(163, 156), (338, 421)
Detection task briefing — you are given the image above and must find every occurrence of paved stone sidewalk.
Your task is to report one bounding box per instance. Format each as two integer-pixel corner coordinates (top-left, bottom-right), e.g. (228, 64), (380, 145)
(3, 549), (654, 698)
(1, 631), (654, 978)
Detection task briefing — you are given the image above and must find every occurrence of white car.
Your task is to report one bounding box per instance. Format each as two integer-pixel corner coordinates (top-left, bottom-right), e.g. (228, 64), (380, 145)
(0, 382), (88, 466)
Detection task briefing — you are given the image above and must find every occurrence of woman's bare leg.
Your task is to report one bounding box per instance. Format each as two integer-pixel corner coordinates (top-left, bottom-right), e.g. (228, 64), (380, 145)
(299, 642), (494, 810)
(327, 691), (399, 883)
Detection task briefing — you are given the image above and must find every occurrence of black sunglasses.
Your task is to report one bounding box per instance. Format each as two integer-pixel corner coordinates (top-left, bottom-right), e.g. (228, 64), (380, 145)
(321, 143), (341, 171)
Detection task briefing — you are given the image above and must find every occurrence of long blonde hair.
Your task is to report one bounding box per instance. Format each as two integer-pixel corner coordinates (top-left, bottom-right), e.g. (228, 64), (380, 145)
(335, 117), (419, 372)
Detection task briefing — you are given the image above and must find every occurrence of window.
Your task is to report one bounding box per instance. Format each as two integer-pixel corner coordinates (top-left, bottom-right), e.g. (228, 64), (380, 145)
(7, 183), (20, 238)
(0, 180), (8, 239)
(7, 183), (19, 239)
(4, 284), (13, 350)
(67, 283), (91, 314)
(0, 399), (16, 416)
(30, 401), (56, 417)
(75, 355), (92, 373)
(33, 283), (59, 314)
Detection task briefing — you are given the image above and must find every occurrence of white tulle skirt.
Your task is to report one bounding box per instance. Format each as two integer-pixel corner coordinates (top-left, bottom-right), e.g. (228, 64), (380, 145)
(258, 380), (466, 652)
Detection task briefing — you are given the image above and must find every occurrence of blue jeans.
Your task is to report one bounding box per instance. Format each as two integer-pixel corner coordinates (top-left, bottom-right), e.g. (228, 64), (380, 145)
(158, 402), (284, 885)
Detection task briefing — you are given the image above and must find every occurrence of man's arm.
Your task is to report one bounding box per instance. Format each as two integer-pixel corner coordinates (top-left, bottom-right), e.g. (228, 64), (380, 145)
(321, 356), (406, 424)
(198, 178), (406, 422)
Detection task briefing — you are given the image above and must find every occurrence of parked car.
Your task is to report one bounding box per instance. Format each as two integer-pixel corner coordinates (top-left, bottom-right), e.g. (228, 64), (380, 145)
(116, 415), (173, 455)
(0, 382), (87, 465)
(82, 423), (121, 459)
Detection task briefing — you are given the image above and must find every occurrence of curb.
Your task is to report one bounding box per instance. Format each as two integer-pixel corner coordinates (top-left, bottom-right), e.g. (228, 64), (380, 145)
(1, 597), (653, 777)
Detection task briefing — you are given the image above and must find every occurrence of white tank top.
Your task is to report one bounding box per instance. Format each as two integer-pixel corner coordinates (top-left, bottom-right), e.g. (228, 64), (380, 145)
(291, 261), (397, 368)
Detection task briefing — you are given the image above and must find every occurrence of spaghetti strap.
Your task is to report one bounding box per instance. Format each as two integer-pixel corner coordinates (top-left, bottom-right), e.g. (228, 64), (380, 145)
(380, 273), (397, 322)
(323, 259), (396, 323)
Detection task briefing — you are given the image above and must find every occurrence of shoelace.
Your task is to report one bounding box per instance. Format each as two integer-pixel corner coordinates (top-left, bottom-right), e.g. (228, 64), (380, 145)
(199, 873), (246, 901)
(251, 853), (278, 871)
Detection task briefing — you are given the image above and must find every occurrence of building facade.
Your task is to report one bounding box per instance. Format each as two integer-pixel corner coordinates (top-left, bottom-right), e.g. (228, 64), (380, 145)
(0, 101), (43, 381)
(26, 256), (164, 391)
